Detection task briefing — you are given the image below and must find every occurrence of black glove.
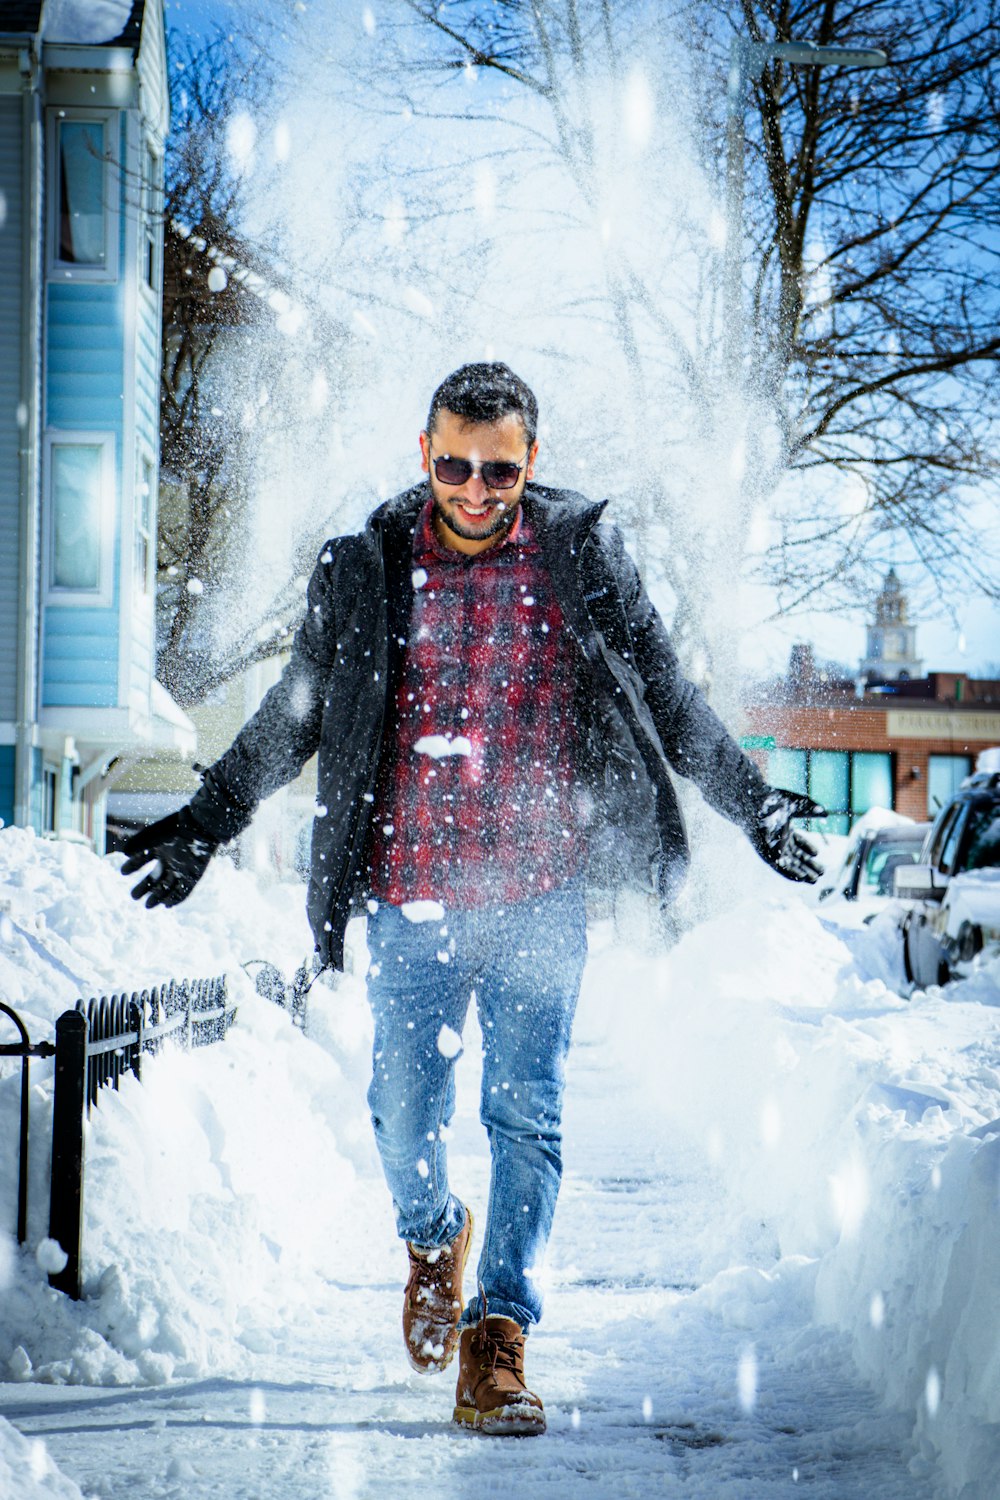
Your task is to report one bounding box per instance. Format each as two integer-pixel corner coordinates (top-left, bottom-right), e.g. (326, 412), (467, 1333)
(751, 789), (826, 884)
(120, 806), (220, 909)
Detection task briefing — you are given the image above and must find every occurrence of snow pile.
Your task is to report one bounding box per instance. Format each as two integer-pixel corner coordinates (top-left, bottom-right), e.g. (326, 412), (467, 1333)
(0, 1418), (83, 1499)
(1, 826), (998, 1494)
(42, 0), (133, 44)
(580, 851), (1000, 1499)
(0, 827), (380, 1388)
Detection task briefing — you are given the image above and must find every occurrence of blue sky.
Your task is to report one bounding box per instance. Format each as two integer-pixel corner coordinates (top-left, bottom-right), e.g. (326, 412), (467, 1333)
(160, 0), (999, 679)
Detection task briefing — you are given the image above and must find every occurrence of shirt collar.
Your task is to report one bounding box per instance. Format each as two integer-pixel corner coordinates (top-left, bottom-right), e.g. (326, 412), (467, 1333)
(413, 496), (536, 562)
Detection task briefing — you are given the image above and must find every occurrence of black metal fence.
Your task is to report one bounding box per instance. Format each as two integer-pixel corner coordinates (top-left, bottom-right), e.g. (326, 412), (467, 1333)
(45, 975), (235, 1299)
(0, 976), (235, 1301)
(0, 1002), (55, 1246)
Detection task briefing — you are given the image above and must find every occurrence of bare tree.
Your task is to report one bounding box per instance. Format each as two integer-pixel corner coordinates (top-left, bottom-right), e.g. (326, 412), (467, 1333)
(717, 0), (1000, 616)
(279, 0), (998, 680)
(157, 31), (351, 708)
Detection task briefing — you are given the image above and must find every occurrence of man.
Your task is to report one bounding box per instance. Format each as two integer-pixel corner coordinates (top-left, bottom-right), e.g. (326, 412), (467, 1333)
(122, 362), (823, 1436)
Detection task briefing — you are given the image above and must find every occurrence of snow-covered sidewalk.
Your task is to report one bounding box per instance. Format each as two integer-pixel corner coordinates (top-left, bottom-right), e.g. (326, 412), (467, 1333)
(1, 828), (998, 1497)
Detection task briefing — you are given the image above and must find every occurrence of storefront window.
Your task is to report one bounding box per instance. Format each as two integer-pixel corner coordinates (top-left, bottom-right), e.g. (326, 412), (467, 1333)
(765, 748), (893, 836)
(928, 754), (971, 816)
(851, 752), (893, 818)
(767, 748), (807, 795)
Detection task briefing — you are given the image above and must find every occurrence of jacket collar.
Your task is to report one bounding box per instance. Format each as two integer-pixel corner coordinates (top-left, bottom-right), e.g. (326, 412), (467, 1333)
(367, 480), (607, 559)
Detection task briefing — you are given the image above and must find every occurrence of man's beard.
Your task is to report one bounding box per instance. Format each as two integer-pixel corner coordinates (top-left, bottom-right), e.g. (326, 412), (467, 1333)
(431, 495), (519, 544)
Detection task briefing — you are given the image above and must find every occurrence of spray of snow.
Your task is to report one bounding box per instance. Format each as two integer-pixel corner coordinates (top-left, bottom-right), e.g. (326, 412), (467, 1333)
(400, 900), (445, 923)
(414, 735), (472, 760)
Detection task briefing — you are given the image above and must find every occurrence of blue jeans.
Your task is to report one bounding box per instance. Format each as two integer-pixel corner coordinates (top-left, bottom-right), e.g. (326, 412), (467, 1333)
(366, 884), (587, 1331)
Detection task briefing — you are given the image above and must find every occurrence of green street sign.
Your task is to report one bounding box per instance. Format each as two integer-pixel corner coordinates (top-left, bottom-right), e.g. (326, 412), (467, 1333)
(739, 735), (776, 750)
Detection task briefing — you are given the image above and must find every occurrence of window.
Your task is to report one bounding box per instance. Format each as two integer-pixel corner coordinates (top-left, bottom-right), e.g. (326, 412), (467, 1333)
(851, 753), (893, 819)
(42, 765), (58, 833)
(764, 748), (894, 835)
(810, 751), (850, 826)
(49, 112), (118, 281)
(45, 433), (115, 604)
(135, 455), (154, 595)
(140, 142), (161, 292)
(928, 804), (961, 868)
(961, 803), (1000, 873)
(928, 755), (971, 817)
(767, 748), (807, 796)
(940, 808), (968, 875)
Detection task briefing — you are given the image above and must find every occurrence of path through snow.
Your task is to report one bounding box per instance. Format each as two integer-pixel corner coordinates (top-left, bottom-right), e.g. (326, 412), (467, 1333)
(2, 921), (938, 1499)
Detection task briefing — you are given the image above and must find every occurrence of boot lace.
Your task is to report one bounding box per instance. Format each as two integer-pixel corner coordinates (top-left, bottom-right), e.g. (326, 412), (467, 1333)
(471, 1288), (520, 1376)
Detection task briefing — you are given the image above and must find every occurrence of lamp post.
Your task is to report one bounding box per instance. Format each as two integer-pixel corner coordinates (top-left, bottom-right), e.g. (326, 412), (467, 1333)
(723, 38), (889, 394)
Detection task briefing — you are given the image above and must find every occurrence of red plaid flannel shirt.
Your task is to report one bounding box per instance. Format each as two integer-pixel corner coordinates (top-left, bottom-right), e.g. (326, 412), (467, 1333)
(369, 499), (582, 907)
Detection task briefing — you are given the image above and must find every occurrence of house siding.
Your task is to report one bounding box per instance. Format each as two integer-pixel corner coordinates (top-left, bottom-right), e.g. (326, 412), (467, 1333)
(0, 97), (23, 722)
(41, 146), (126, 708)
(42, 608), (119, 705)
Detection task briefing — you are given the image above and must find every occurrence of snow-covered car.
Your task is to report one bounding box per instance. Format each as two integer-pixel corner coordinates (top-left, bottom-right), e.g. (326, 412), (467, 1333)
(894, 772), (1000, 988)
(817, 815), (929, 909)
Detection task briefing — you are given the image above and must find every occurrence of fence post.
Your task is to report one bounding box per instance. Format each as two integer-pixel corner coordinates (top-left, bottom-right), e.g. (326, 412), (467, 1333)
(48, 1009), (87, 1300)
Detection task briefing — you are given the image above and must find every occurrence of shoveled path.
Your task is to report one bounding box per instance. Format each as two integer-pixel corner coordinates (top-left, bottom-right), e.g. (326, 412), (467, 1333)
(1, 940), (940, 1500)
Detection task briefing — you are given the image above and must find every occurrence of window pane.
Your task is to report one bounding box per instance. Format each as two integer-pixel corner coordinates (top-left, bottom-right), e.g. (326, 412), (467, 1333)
(851, 752), (893, 815)
(941, 809), (968, 874)
(962, 806), (1000, 872)
(927, 755), (971, 817)
(135, 461), (152, 593)
(767, 748), (807, 795)
(140, 459), (154, 532)
(810, 751), (849, 813)
(52, 445), (102, 589)
(58, 121), (106, 265)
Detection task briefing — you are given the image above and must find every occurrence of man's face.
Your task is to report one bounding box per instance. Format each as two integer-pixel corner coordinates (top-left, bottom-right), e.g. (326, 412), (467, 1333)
(420, 408), (538, 556)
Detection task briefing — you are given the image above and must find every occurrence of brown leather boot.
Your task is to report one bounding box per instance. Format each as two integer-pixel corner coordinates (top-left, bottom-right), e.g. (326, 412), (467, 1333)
(453, 1301), (546, 1435)
(403, 1207), (473, 1373)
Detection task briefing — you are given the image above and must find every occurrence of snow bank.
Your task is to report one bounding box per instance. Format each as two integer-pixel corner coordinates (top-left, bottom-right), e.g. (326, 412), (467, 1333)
(0, 827), (379, 1388)
(580, 842), (1000, 1499)
(0, 1416), (83, 1498)
(42, 0), (133, 44)
(1, 824), (998, 1494)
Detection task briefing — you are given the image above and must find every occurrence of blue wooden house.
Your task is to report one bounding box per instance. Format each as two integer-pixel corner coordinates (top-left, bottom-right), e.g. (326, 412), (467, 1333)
(0, 0), (193, 849)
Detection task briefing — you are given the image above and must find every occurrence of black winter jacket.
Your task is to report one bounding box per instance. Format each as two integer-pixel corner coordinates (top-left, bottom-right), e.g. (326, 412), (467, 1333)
(189, 482), (770, 969)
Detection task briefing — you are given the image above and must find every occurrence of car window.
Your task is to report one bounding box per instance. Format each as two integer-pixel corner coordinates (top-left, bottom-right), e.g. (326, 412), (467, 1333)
(864, 839), (923, 890)
(939, 807), (969, 875)
(927, 805), (960, 867)
(961, 803), (1000, 873)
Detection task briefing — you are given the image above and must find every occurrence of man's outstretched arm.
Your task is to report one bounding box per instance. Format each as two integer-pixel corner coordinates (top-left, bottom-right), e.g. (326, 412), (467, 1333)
(598, 527), (825, 883)
(121, 546), (339, 907)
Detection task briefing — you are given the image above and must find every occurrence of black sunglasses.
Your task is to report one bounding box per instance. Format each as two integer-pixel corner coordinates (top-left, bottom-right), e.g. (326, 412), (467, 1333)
(431, 450), (528, 491)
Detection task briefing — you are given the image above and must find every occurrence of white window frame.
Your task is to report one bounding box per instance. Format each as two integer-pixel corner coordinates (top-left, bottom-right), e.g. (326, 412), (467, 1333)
(47, 108), (121, 284)
(138, 137), (163, 301)
(134, 443), (157, 599)
(44, 431), (117, 607)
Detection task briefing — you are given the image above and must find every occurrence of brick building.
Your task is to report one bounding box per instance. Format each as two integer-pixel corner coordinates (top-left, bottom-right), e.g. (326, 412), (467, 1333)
(742, 573), (1000, 833)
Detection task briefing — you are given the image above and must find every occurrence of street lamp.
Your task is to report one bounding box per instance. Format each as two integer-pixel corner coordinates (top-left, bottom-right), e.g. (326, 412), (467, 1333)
(723, 37), (890, 390)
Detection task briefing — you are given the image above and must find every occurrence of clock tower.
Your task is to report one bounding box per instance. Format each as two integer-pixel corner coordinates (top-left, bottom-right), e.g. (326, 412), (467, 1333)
(859, 569), (923, 681)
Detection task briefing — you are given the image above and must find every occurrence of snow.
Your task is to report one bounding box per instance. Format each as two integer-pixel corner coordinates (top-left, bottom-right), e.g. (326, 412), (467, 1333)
(399, 898), (445, 923)
(0, 1420), (83, 1500)
(41, 0), (132, 44)
(413, 734), (472, 759)
(0, 826), (998, 1496)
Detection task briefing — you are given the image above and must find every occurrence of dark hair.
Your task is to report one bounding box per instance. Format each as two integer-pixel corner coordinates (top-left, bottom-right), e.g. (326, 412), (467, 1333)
(426, 362), (538, 447)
